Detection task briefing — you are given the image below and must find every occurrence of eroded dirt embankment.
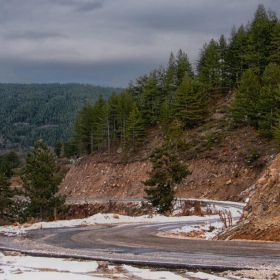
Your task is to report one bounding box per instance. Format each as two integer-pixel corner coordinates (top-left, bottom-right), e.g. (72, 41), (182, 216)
(218, 153), (280, 241)
(59, 126), (274, 203)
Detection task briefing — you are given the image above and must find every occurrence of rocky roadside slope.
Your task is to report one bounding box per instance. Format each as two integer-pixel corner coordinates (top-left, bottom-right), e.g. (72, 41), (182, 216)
(218, 153), (280, 241)
(59, 125), (275, 203)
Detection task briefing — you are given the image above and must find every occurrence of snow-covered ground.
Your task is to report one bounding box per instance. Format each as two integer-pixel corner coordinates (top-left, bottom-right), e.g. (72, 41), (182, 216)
(0, 200), (259, 279)
(1, 252), (257, 280)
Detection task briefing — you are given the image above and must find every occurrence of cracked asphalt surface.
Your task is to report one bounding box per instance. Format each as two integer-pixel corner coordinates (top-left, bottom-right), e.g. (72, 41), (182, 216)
(1, 219), (280, 271)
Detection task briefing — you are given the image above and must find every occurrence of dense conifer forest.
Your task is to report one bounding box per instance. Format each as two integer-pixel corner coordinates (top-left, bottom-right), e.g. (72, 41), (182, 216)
(0, 83), (122, 152)
(68, 5), (280, 157)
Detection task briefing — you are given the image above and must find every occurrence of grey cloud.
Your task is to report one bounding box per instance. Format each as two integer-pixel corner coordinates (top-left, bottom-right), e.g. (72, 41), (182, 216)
(124, 2), (249, 37)
(4, 31), (66, 40)
(0, 57), (159, 87)
(49, 0), (105, 12)
(75, 2), (104, 12)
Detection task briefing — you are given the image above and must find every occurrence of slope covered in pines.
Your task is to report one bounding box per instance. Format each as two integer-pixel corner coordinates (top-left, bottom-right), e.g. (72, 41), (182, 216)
(0, 83), (122, 153)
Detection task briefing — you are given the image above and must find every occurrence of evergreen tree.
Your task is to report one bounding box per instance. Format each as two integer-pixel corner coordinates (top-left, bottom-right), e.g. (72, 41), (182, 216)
(125, 103), (146, 152)
(54, 141), (63, 157)
(243, 5), (271, 77)
(227, 25), (249, 84)
(218, 34), (231, 94)
(92, 95), (106, 150)
(176, 49), (194, 85)
(268, 21), (280, 64)
(72, 103), (95, 155)
(231, 69), (261, 128)
(71, 96), (106, 155)
(165, 118), (184, 151)
(197, 39), (221, 95)
(1, 151), (21, 169)
(159, 97), (173, 135)
(141, 72), (161, 125)
(63, 140), (78, 158)
(21, 140), (67, 220)
(273, 73), (280, 147)
(164, 52), (178, 100)
(257, 63), (280, 136)
(0, 168), (15, 221)
(273, 118), (280, 152)
(0, 161), (13, 178)
(116, 91), (134, 148)
(173, 73), (207, 127)
(143, 148), (191, 213)
(107, 92), (119, 150)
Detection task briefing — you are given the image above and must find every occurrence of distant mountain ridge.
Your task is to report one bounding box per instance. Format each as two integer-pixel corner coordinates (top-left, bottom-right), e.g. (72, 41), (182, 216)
(0, 83), (122, 153)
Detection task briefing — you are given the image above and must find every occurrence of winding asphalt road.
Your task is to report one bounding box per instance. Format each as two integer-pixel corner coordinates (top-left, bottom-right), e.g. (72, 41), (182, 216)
(1, 201), (280, 270)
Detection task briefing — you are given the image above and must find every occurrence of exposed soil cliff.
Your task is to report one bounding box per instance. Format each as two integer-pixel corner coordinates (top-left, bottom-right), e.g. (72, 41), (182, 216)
(218, 153), (280, 241)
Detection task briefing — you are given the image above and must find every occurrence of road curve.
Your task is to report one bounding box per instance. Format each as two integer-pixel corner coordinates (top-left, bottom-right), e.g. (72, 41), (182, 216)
(1, 217), (280, 270)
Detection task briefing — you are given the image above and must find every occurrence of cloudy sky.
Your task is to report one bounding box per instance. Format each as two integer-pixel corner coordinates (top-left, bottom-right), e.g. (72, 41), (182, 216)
(0, 0), (279, 87)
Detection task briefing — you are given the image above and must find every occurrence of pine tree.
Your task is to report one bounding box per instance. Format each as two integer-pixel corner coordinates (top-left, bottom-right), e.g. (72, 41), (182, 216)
(173, 73), (207, 127)
(54, 141), (62, 157)
(227, 25), (249, 84)
(21, 140), (67, 220)
(159, 97), (172, 135)
(218, 34), (231, 94)
(273, 84), (280, 148)
(72, 103), (95, 155)
(107, 92), (119, 150)
(141, 72), (161, 125)
(143, 148), (191, 213)
(0, 161), (13, 178)
(71, 96), (106, 155)
(164, 52), (178, 100)
(231, 69), (261, 128)
(268, 22), (280, 64)
(257, 63), (280, 136)
(165, 118), (184, 151)
(176, 49), (193, 85)
(116, 91), (134, 148)
(197, 39), (221, 95)
(125, 103), (146, 152)
(273, 118), (280, 152)
(243, 5), (271, 77)
(0, 166), (15, 221)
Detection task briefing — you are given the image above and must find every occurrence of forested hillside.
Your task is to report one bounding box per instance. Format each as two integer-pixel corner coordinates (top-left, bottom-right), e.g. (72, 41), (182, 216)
(0, 83), (122, 153)
(68, 5), (280, 157)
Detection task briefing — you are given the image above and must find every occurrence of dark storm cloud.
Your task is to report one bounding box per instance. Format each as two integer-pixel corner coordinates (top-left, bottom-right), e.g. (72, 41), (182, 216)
(0, 0), (279, 87)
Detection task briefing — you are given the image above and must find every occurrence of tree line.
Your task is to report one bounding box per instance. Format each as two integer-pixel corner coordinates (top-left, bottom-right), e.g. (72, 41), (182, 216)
(68, 5), (280, 157)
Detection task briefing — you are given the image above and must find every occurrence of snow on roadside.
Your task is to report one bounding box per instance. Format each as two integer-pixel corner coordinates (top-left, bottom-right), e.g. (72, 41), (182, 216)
(122, 264), (188, 279)
(0, 201), (244, 240)
(161, 204), (243, 240)
(0, 252), (103, 280)
(0, 252), (254, 280)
